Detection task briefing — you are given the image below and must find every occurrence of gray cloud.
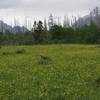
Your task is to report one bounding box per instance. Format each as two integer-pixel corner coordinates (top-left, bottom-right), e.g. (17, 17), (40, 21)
(0, 0), (21, 8)
(0, 0), (99, 26)
(0, 0), (99, 18)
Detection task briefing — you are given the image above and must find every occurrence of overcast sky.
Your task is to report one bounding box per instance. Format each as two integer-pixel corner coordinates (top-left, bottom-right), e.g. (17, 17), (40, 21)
(0, 0), (100, 26)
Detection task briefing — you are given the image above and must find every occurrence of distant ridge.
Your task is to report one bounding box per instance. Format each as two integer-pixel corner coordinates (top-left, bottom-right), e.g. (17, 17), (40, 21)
(0, 21), (29, 33)
(74, 7), (100, 27)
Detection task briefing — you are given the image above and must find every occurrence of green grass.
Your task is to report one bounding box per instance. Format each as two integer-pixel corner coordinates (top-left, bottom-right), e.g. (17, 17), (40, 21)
(0, 44), (100, 100)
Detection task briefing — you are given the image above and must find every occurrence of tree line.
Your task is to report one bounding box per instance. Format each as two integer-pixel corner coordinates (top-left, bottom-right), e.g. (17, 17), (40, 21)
(0, 7), (100, 45)
(0, 23), (100, 45)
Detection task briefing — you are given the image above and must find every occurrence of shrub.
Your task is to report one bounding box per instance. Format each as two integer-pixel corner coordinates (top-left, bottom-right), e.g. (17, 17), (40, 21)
(16, 49), (26, 54)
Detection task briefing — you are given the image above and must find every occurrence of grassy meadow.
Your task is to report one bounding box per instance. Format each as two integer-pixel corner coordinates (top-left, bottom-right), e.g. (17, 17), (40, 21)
(0, 44), (100, 100)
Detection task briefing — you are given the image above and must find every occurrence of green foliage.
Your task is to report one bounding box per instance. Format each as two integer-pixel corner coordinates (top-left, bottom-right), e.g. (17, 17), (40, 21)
(76, 24), (100, 43)
(0, 32), (34, 45)
(33, 21), (45, 43)
(49, 24), (100, 44)
(50, 25), (64, 40)
(0, 24), (100, 44)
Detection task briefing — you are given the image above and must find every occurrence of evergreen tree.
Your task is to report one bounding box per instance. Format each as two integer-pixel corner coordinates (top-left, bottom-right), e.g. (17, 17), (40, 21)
(63, 16), (70, 28)
(44, 18), (47, 32)
(48, 14), (54, 30)
(33, 20), (44, 43)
